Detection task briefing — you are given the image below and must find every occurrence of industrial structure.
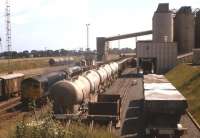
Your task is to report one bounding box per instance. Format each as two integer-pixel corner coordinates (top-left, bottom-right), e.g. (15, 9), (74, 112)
(97, 3), (200, 73)
(137, 3), (177, 73)
(174, 7), (195, 54)
(153, 3), (174, 42)
(195, 10), (200, 48)
(96, 31), (152, 61)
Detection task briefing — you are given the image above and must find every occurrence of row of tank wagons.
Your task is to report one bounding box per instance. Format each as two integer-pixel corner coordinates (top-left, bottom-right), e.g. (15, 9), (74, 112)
(49, 57), (74, 66)
(0, 65), (82, 102)
(0, 57), (133, 104)
(0, 73), (24, 100)
(21, 60), (122, 108)
(49, 58), (132, 114)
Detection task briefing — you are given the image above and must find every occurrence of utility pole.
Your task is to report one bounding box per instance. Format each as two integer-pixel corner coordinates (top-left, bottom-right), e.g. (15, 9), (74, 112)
(5, 0), (12, 73)
(86, 24), (90, 51)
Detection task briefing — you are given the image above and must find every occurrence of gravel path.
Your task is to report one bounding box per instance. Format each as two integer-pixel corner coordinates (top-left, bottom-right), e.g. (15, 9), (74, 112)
(181, 114), (200, 138)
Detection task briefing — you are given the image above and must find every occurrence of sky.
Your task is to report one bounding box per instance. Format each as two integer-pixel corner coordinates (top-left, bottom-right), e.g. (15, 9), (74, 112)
(0, 0), (199, 52)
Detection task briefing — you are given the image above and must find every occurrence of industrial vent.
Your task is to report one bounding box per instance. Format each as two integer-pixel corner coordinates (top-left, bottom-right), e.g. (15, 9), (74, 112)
(156, 3), (169, 13)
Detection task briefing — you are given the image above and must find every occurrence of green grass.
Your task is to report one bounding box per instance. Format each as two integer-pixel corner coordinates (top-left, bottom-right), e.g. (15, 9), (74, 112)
(0, 56), (80, 74)
(0, 59), (49, 73)
(165, 64), (200, 123)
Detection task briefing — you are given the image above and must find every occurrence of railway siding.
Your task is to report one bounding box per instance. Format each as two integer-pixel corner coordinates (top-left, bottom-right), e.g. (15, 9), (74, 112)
(104, 67), (200, 137)
(144, 74), (200, 138)
(104, 68), (145, 137)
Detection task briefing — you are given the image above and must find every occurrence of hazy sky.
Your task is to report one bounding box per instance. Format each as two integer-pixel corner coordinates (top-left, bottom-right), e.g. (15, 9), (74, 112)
(0, 0), (199, 52)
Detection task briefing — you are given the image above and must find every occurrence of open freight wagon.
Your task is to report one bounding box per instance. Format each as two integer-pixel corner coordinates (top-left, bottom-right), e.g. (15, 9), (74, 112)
(54, 94), (121, 128)
(88, 94), (121, 128)
(144, 83), (188, 138)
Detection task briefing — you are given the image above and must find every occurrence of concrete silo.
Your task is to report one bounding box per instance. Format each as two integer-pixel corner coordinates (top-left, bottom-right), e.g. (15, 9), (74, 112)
(153, 3), (174, 42)
(174, 7), (195, 54)
(195, 10), (200, 48)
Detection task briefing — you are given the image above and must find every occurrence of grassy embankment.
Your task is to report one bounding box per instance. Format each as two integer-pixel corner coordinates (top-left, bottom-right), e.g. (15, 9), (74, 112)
(165, 64), (200, 123)
(0, 58), (49, 73)
(0, 101), (117, 138)
(0, 57), (80, 74)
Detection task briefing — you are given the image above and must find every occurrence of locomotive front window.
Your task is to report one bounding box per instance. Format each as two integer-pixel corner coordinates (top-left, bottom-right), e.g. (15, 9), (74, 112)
(32, 83), (39, 89)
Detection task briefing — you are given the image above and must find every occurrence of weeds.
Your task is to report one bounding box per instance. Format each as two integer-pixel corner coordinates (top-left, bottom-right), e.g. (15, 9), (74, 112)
(11, 99), (117, 138)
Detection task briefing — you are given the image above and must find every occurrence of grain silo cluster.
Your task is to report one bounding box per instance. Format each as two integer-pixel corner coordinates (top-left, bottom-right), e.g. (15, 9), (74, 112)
(136, 3), (200, 73)
(137, 3), (177, 74)
(174, 7), (195, 54)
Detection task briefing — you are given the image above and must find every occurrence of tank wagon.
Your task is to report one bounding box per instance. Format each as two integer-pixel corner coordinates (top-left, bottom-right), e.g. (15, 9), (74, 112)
(21, 71), (66, 105)
(0, 73), (24, 99)
(49, 57), (74, 66)
(49, 58), (133, 126)
(50, 61), (121, 113)
(65, 66), (82, 78)
(144, 75), (188, 137)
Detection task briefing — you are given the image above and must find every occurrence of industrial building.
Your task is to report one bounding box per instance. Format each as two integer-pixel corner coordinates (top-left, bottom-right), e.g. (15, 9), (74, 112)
(136, 41), (177, 73)
(96, 3), (200, 73)
(137, 3), (177, 74)
(153, 3), (174, 42)
(195, 10), (200, 48)
(174, 7), (195, 54)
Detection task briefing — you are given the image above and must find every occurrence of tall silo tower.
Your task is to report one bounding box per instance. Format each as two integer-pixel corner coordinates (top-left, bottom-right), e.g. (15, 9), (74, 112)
(153, 3), (174, 42)
(174, 7), (195, 54)
(195, 10), (200, 48)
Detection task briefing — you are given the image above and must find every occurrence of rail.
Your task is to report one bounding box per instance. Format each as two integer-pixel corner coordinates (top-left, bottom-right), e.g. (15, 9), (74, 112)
(186, 111), (200, 132)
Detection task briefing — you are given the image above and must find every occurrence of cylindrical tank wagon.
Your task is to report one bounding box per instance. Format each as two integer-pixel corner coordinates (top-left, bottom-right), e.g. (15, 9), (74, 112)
(95, 67), (108, 90)
(49, 59), (130, 114)
(49, 57), (75, 66)
(50, 75), (92, 113)
(84, 70), (101, 94)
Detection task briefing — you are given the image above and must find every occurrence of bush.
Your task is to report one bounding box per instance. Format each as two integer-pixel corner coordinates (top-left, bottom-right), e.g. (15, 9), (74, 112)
(11, 101), (117, 138)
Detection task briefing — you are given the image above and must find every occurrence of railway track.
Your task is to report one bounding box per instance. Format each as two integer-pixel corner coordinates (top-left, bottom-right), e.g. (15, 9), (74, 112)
(186, 111), (200, 132)
(0, 97), (21, 110)
(0, 97), (24, 121)
(180, 111), (200, 138)
(104, 68), (200, 137)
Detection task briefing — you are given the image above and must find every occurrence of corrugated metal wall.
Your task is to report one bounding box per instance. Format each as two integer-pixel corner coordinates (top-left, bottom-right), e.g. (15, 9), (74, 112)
(136, 41), (177, 73)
